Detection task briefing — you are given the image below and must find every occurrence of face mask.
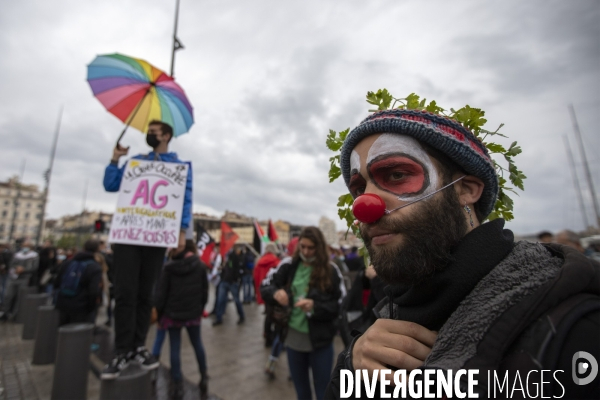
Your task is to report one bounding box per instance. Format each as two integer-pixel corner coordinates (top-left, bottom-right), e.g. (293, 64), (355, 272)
(299, 253), (316, 264)
(58, 255), (66, 261)
(21, 247), (30, 253)
(146, 134), (160, 149)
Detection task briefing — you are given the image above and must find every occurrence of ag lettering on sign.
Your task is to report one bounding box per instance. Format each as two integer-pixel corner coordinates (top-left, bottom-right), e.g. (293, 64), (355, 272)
(109, 159), (188, 247)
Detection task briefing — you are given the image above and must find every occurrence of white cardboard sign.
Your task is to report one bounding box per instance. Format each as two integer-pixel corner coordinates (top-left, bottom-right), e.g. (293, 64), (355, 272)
(109, 159), (188, 247)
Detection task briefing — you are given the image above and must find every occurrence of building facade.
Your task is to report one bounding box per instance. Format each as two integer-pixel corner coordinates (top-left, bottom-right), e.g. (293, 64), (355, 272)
(0, 177), (44, 244)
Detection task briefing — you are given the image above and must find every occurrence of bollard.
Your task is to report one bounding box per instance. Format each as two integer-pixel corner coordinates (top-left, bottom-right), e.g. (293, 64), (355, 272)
(100, 363), (152, 400)
(32, 305), (60, 364)
(22, 293), (50, 340)
(15, 286), (37, 323)
(51, 323), (94, 400)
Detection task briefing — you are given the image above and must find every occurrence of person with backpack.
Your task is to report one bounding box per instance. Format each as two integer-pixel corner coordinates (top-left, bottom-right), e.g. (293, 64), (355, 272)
(325, 107), (600, 399)
(154, 240), (209, 400)
(54, 239), (103, 326)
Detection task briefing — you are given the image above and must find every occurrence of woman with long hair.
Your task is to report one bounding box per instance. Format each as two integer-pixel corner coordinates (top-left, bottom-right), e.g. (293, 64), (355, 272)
(262, 226), (342, 400)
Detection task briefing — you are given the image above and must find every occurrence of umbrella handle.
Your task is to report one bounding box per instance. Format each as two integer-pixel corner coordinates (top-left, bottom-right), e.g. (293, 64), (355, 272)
(115, 88), (152, 148)
(115, 126), (129, 148)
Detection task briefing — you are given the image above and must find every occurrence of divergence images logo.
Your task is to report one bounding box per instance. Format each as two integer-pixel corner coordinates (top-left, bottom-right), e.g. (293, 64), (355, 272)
(572, 351), (598, 386)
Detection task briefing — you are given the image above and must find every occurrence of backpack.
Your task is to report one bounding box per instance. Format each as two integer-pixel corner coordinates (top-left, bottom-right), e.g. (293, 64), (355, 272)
(59, 259), (94, 297)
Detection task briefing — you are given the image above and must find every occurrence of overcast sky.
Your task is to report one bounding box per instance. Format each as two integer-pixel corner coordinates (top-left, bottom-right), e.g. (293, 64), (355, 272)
(1, 0), (598, 236)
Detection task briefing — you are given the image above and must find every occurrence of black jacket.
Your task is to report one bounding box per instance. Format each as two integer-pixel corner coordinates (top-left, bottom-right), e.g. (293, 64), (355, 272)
(55, 252), (103, 315)
(221, 251), (244, 283)
(326, 220), (600, 399)
(155, 255), (209, 321)
(262, 257), (342, 350)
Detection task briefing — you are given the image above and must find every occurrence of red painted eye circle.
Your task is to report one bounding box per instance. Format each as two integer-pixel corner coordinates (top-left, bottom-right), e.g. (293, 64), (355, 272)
(352, 194), (386, 224)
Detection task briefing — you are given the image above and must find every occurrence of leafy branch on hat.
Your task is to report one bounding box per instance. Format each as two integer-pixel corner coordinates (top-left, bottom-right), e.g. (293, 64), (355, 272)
(327, 89), (526, 230)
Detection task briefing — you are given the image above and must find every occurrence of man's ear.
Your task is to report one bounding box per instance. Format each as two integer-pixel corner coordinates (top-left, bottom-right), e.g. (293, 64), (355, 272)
(455, 174), (484, 206)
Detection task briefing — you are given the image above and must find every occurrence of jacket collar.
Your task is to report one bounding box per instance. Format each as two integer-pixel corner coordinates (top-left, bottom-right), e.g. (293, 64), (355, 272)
(377, 218), (514, 330)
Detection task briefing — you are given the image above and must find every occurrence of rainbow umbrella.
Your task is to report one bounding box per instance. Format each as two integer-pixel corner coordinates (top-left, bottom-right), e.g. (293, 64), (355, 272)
(87, 53), (194, 142)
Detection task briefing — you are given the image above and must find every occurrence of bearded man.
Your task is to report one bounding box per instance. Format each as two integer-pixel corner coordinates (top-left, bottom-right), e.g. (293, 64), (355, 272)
(325, 109), (600, 399)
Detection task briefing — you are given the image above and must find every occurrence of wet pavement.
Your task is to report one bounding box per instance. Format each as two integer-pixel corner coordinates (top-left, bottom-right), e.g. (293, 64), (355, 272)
(0, 286), (345, 400)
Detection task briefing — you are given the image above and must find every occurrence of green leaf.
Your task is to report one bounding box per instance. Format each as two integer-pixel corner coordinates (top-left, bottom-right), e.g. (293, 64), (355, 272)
(339, 128), (350, 141)
(329, 165), (341, 183)
(326, 130), (343, 151)
(506, 141), (522, 157)
(337, 193), (354, 207)
(366, 89), (393, 110)
(425, 100), (444, 114)
(405, 93), (421, 109)
(486, 143), (506, 153)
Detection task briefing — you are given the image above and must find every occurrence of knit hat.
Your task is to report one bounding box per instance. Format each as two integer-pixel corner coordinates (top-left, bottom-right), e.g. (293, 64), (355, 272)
(340, 108), (499, 218)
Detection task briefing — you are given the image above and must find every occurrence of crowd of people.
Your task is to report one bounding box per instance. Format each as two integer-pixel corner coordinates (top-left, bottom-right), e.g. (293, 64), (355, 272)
(2, 113), (599, 400)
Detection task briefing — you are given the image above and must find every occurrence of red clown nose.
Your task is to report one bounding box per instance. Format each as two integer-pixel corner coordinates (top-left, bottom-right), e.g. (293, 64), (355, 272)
(352, 193), (386, 224)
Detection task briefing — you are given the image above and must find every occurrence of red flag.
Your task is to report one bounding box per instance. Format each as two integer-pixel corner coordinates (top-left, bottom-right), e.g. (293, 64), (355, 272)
(196, 223), (216, 267)
(268, 219), (279, 242)
(220, 220), (239, 258)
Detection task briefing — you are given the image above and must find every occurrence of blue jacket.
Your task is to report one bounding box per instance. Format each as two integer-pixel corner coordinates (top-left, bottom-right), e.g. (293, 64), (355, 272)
(103, 152), (193, 230)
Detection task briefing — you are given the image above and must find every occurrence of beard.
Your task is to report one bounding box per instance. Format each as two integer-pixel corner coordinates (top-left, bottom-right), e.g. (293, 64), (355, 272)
(360, 186), (468, 286)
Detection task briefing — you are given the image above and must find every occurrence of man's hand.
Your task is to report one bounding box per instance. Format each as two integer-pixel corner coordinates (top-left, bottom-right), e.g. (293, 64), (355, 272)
(112, 143), (129, 162)
(273, 289), (289, 306)
(15, 266), (24, 275)
(294, 298), (314, 313)
(365, 264), (377, 280)
(352, 319), (437, 377)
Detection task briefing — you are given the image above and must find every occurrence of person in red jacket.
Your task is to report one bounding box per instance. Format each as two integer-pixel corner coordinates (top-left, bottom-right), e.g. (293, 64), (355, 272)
(254, 243), (281, 349)
(254, 243), (280, 305)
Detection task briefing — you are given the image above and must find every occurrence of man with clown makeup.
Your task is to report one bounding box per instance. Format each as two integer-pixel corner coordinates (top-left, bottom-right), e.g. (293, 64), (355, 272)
(325, 109), (600, 399)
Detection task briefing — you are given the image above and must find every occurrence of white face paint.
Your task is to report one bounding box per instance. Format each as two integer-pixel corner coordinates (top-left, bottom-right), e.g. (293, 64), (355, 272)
(350, 150), (361, 175)
(366, 133), (440, 201)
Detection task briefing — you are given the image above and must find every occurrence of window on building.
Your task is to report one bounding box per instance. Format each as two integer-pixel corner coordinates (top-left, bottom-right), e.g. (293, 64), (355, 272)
(36, 213), (42, 220)
(1, 211), (6, 218)
(3, 200), (8, 205)
(27, 203), (31, 208)
(25, 212), (30, 219)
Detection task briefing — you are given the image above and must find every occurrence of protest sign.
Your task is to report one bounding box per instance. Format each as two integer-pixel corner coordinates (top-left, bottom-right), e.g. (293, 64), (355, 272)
(109, 159), (188, 247)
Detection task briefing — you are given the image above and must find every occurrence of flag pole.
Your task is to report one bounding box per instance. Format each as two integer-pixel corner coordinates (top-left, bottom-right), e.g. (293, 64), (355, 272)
(36, 108), (63, 246)
(170, 0), (184, 77)
(568, 104), (600, 229)
(564, 136), (590, 229)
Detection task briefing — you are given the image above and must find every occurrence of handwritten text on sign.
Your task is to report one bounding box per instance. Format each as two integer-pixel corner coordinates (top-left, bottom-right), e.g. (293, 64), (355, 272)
(109, 159), (188, 247)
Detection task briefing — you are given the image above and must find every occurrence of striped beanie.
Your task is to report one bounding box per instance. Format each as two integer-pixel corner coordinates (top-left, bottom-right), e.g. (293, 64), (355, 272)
(340, 109), (499, 218)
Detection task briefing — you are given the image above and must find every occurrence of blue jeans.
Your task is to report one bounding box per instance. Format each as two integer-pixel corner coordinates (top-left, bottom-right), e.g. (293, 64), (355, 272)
(151, 327), (167, 357)
(168, 325), (207, 382)
(286, 343), (334, 400)
(241, 274), (253, 302)
(270, 334), (284, 359)
(215, 281), (244, 322)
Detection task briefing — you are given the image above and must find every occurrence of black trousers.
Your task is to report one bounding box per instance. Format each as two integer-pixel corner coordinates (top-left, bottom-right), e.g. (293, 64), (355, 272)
(59, 309), (97, 326)
(112, 244), (165, 354)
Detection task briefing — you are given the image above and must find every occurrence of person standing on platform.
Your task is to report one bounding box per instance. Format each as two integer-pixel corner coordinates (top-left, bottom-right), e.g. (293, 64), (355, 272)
(100, 120), (193, 379)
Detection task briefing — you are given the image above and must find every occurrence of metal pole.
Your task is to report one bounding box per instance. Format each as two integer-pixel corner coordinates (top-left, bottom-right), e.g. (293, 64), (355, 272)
(170, 0), (182, 77)
(569, 104), (600, 228)
(36, 108), (63, 246)
(8, 160), (26, 245)
(564, 136), (590, 229)
(76, 180), (88, 250)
